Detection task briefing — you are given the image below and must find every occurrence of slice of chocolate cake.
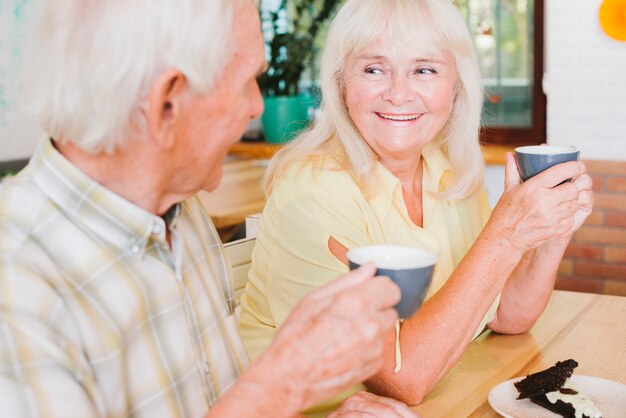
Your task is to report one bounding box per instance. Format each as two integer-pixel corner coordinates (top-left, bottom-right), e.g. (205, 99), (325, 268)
(514, 359), (602, 418)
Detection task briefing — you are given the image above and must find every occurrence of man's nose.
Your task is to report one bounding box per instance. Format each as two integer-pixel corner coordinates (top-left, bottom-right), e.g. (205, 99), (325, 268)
(250, 81), (264, 119)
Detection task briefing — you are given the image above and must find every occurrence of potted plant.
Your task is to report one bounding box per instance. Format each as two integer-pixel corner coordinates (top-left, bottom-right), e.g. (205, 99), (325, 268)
(258, 0), (342, 143)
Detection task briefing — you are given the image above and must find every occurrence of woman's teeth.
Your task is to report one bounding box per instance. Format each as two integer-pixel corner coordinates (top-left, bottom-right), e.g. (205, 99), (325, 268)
(377, 113), (419, 121)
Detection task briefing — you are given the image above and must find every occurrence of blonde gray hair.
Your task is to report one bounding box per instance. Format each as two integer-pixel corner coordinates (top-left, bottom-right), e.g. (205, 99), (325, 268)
(265, 0), (484, 200)
(26, 0), (249, 154)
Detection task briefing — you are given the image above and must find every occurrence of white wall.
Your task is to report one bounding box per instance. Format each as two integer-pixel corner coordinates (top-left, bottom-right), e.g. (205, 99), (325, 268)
(486, 0), (626, 205)
(0, 0), (44, 161)
(544, 0), (626, 161)
(485, 165), (505, 207)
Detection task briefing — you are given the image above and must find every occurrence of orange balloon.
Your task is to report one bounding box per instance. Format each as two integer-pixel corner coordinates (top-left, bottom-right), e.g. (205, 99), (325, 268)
(599, 0), (626, 41)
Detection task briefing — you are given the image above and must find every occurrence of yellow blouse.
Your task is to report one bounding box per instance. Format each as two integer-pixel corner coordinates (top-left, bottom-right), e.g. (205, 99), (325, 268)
(239, 142), (499, 414)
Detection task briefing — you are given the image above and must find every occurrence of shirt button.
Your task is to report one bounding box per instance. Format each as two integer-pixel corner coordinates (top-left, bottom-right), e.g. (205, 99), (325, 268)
(152, 223), (163, 235)
(130, 245), (141, 255)
(202, 362), (210, 375)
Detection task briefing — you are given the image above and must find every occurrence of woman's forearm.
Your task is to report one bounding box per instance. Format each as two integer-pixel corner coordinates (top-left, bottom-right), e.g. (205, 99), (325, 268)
(489, 236), (571, 334)
(366, 153), (591, 404)
(365, 225), (526, 404)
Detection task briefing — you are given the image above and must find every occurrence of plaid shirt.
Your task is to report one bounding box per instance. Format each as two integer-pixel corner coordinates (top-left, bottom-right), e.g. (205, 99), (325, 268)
(0, 138), (248, 417)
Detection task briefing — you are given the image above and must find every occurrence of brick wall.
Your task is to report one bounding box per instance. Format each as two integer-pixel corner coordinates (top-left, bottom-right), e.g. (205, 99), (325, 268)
(556, 159), (626, 296)
(545, 0), (626, 295)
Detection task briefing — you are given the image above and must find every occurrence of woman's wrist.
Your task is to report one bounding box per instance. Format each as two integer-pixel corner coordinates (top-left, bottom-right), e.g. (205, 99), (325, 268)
(480, 221), (527, 262)
(538, 235), (571, 257)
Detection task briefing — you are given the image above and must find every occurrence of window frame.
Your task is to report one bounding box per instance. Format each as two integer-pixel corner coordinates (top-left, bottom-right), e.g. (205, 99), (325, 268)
(481, 0), (545, 146)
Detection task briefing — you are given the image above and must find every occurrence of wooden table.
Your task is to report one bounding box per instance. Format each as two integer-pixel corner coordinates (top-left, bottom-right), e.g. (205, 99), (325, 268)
(197, 158), (267, 240)
(412, 290), (626, 417)
(229, 141), (281, 160)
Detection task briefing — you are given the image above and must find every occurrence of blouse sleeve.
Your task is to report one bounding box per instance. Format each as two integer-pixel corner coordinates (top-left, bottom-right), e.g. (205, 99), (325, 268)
(478, 188), (493, 227)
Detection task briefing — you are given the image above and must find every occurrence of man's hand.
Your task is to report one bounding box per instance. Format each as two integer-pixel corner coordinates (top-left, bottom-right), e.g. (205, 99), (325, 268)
(260, 263), (401, 411)
(329, 391), (420, 417)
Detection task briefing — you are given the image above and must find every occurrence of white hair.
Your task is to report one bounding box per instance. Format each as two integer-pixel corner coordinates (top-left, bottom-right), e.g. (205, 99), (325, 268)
(265, 0), (484, 200)
(26, 0), (248, 154)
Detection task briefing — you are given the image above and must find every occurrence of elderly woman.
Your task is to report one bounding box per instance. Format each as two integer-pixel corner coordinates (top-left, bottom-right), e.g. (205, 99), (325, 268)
(239, 0), (593, 414)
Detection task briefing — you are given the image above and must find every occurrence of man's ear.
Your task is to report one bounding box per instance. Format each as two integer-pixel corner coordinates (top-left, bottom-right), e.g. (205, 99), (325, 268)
(146, 69), (189, 150)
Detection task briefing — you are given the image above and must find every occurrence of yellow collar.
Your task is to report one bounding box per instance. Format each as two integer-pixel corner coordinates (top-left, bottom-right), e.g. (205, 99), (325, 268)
(368, 142), (453, 220)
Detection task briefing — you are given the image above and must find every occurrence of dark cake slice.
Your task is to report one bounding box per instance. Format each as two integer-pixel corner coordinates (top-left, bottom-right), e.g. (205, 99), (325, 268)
(515, 359), (578, 400)
(514, 359), (602, 418)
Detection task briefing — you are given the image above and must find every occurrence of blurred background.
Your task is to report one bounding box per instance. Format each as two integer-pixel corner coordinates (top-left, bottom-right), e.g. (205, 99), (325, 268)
(1, 0), (625, 295)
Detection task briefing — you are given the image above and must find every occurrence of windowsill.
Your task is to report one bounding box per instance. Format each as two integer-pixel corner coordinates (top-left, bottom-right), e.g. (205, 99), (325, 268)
(481, 144), (515, 165)
(228, 141), (514, 166)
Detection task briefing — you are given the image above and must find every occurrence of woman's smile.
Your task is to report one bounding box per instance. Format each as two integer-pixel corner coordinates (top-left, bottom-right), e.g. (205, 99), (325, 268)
(343, 33), (458, 161)
(375, 112), (422, 122)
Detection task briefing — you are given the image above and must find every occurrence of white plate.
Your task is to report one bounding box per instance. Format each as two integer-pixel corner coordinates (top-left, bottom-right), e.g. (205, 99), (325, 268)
(488, 375), (626, 418)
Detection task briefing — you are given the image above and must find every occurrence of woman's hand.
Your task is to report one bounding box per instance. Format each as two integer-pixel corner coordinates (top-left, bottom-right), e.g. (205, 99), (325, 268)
(485, 153), (593, 334)
(328, 391), (420, 418)
(569, 161), (594, 234)
(487, 153), (594, 253)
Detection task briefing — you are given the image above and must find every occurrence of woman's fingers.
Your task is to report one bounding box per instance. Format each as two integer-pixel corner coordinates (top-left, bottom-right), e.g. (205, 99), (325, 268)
(577, 187), (595, 211)
(329, 391), (420, 418)
(493, 158), (595, 251)
(552, 179), (580, 201)
(573, 170), (593, 193)
(355, 391), (419, 416)
(530, 160), (584, 188)
(504, 152), (522, 190)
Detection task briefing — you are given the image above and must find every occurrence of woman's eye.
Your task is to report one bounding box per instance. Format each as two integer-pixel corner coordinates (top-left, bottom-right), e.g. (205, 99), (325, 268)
(416, 68), (437, 75)
(364, 67), (383, 75)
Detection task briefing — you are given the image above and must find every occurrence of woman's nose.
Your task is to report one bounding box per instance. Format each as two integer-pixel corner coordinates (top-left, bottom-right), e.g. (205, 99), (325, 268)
(382, 74), (415, 105)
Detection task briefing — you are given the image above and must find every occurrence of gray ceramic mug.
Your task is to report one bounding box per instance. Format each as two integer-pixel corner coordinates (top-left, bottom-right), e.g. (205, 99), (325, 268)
(347, 245), (437, 319)
(515, 145), (580, 181)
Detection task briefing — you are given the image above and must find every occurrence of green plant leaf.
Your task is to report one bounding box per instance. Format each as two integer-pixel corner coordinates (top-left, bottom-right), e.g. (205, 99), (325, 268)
(258, 0), (343, 96)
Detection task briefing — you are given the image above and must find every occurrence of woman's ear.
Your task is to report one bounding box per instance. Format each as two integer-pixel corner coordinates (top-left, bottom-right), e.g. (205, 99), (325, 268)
(146, 69), (189, 150)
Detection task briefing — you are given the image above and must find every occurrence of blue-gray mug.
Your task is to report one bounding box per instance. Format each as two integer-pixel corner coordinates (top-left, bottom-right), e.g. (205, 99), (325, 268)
(515, 145), (580, 182)
(347, 245), (437, 319)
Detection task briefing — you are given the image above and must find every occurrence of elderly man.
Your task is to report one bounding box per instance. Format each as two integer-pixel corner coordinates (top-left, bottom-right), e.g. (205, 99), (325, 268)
(0, 0), (419, 417)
